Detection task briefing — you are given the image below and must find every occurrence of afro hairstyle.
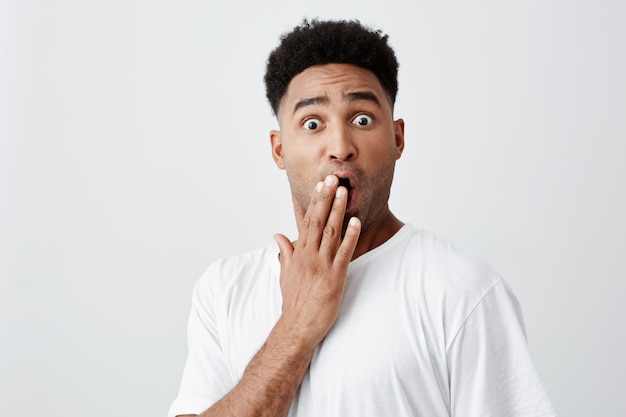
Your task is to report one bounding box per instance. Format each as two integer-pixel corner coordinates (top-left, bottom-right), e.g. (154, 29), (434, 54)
(264, 19), (399, 116)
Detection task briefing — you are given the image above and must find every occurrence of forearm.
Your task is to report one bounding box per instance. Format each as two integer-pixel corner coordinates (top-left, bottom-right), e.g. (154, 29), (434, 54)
(196, 318), (315, 417)
(179, 177), (359, 417)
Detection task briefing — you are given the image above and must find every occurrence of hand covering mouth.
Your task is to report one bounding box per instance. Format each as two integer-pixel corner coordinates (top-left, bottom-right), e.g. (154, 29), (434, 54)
(333, 172), (358, 213)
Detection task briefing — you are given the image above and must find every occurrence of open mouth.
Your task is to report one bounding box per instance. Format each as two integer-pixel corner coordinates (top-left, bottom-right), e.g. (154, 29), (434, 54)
(338, 177), (352, 193)
(335, 175), (357, 212)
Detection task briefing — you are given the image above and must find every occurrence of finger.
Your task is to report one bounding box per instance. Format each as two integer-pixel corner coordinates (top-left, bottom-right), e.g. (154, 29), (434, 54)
(296, 181), (323, 247)
(319, 185), (348, 257)
(333, 217), (361, 268)
(273, 233), (294, 263)
(304, 175), (338, 249)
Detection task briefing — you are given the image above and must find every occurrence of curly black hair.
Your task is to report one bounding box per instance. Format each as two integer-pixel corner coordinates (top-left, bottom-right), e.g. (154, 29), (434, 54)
(264, 19), (399, 116)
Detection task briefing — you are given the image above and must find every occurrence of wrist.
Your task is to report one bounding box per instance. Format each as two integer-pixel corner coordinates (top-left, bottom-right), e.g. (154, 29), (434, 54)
(270, 316), (320, 359)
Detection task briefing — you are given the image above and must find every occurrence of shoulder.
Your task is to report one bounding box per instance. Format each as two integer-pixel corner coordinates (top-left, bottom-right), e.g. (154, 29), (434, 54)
(193, 244), (280, 303)
(398, 226), (517, 344)
(401, 225), (503, 296)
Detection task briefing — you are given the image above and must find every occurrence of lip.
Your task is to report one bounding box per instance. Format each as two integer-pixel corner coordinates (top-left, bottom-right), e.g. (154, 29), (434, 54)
(332, 171), (359, 213)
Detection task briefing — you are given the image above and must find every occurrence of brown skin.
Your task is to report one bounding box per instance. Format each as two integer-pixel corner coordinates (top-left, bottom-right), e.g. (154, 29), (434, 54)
(178, 64), (404, 417)
(271, 64), (405, 259)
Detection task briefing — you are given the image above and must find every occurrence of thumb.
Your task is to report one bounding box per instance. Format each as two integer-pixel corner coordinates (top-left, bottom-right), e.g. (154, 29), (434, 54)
(273, 233), (294, 262)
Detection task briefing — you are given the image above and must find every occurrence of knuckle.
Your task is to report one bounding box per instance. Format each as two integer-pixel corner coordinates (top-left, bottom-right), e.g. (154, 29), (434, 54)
(335, 246), (349, 261)
(301, 216), (311, 228)
(323, 224), (337, 239)
(330, 200), (344, 213)
(308, 216), (322, 229)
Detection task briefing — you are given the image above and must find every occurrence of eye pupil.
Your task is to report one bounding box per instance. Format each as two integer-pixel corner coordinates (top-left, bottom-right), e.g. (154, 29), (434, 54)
(306, 120), (318, 130)
(357, 116), (370, 126)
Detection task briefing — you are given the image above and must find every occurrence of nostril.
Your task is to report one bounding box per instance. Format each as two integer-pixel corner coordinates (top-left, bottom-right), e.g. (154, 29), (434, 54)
(332, 153), (354, 161)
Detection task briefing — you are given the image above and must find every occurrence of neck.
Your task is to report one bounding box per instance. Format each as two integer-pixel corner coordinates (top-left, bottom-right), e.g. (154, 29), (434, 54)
(350, 207), (404, 260)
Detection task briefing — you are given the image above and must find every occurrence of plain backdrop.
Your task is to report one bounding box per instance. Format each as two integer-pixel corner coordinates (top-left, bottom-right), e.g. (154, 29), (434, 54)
(1, 0), (625, 416)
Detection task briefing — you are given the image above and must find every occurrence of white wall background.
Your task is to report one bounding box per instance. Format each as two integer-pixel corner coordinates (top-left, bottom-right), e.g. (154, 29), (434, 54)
(1, 0), (624, 416)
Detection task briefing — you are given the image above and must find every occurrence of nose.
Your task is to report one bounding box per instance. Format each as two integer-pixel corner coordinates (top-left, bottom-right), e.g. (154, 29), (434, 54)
(327, 125), (357, 161)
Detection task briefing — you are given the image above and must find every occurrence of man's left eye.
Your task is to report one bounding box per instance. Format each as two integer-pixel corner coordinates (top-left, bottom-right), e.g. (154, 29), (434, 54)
(353, 114), (372, 126)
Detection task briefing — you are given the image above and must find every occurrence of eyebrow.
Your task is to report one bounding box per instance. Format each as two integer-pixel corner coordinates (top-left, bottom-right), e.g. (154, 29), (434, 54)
(293, 96), (329, 114)
(292, 90), (382, 115)
(345, 91), (381, 106)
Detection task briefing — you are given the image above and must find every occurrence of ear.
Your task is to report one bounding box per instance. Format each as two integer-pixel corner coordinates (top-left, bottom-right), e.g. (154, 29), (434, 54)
(270, 129), (285, 169)
(394, 118), (405, 160)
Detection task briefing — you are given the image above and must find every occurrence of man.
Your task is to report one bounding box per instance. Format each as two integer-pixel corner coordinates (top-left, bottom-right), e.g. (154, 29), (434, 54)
(169, 19), (555, 417)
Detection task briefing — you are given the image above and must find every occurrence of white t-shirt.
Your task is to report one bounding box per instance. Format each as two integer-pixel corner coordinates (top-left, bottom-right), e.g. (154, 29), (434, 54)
(169, 225), (555, 417)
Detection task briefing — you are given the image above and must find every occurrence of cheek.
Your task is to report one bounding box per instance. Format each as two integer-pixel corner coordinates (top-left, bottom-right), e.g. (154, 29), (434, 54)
(367, 141), (397, 168)
(283, 160), (315, 192)
(282, 144), (323, 178)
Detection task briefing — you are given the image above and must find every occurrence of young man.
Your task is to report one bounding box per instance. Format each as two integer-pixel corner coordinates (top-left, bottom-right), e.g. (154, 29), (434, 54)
(169, 19), (555, 417)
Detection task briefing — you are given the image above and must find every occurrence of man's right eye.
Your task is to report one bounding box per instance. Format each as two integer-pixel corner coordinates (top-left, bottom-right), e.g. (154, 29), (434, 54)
(303, 118), (322, 131)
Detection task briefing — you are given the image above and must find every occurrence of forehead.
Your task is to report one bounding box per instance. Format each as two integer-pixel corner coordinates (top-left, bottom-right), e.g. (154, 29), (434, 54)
(278, 64), (389, 117)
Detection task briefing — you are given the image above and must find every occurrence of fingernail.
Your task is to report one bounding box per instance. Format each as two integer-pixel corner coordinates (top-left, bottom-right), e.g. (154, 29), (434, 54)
(315, 181), (323, 192)
(335, 186), (346, 198)
(324, 175), (335, 186)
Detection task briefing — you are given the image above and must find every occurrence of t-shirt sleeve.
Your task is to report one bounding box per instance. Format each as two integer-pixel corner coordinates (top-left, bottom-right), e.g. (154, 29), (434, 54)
(446, 282), (556, 417)
(168, 265), (232, 417)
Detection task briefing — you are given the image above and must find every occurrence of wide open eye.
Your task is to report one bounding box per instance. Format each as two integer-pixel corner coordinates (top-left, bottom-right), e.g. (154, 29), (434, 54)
(352, 114), (373, 126)
(303, 118), (322, 131)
